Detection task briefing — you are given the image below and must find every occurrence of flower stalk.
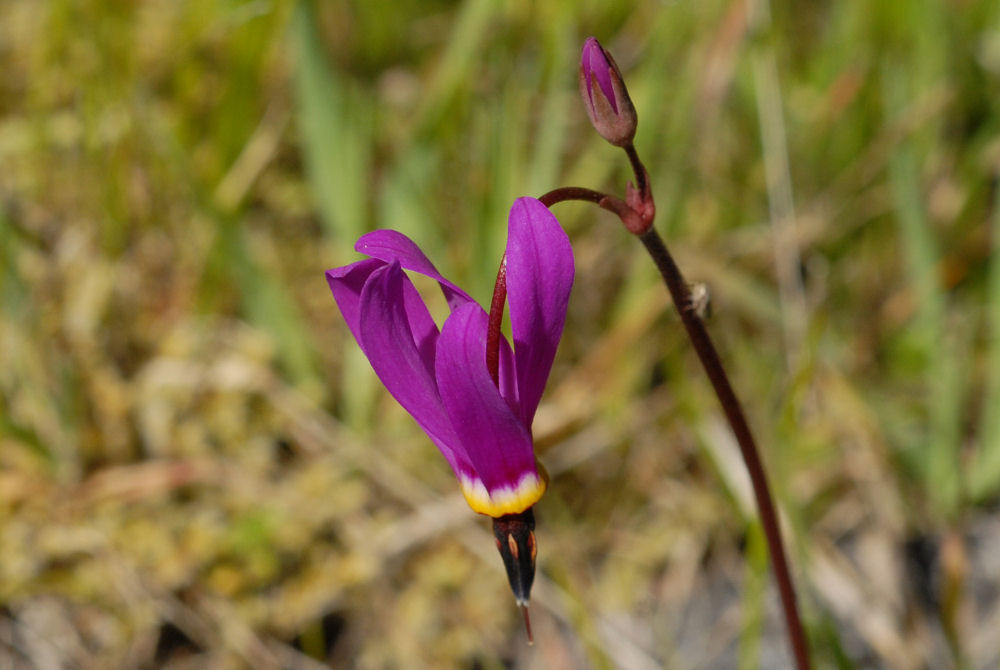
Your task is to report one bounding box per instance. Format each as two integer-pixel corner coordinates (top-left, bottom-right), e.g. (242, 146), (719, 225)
(536, 186), (811, 670)
(638, 227), (811, 670)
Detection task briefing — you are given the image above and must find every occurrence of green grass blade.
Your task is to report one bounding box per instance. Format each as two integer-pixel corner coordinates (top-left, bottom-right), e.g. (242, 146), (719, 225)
(739, 520), (767, 670)
(885, 65), (962, 519)
(970, 193), (1000, 499)
(413, 0), (498, 135)
(220, 218), (321, 391)
(292, 1), (371, 248)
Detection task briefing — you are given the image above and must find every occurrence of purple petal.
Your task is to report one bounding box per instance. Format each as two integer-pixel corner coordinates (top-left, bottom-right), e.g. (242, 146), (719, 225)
(497, 333), (519, 417)
(582, 37), (616, 113)
(359, 262), (460, 454)
(505, 197), (574, 426)
(327, 258), (438, 364)
(435, 303), (538, 494)
(326, 258), (385, 353)
(356, 229), (473, 311)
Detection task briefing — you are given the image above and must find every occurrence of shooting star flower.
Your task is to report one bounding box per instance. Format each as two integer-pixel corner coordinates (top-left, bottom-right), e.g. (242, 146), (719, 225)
(325, 196), (573, 631)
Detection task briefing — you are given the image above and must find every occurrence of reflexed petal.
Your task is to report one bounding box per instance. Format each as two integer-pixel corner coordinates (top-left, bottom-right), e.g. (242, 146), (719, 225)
(327, 258), (438, 365)
(435, 303), (543, 515)
(359, 262), (458, 451)
(505, 197), (574, 425)
(356, 229), (473, 311)
(325, 258), (384, 353)
(399, 272), (440, 367)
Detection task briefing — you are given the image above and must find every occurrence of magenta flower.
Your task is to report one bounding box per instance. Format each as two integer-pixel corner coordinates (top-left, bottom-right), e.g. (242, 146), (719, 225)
(579, 36), (637, 147)
(325, 197), (574, 519)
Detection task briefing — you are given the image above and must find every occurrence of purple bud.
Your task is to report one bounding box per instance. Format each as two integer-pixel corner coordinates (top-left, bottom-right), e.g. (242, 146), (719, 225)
(578, 37), (637, 147)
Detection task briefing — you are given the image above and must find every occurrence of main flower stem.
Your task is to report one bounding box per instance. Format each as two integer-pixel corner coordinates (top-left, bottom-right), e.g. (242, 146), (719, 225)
(638, 227), (810, 670)
(539, 187), (811, 670)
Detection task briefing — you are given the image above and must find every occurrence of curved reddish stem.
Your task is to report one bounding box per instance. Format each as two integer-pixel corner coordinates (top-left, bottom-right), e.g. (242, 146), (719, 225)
(486, 190), (609, 386)
(538, 186), (607, 208)
(486, 254), (507, 387)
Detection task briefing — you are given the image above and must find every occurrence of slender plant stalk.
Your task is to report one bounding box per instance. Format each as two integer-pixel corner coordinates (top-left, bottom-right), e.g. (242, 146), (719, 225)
(538, 186), (812, 670)
(538, 187), (607, 207)
(623, 143), (648, 194)
(638, 228), (810, 670)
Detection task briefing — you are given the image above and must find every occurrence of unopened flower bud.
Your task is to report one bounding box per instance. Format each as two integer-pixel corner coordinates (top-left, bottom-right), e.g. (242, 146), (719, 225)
(578, 37), (637, 147)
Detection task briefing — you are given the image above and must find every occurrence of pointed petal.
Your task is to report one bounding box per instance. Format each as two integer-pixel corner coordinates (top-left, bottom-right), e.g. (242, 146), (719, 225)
(326, 258), (385, 353)
(356, 229), (473, 311)
(359, 262), (461, 454)
(505, 197), (574, 425)
(436, 303), (545, 516)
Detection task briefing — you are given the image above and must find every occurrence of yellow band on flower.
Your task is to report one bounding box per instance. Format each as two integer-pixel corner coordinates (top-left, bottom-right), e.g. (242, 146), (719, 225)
(459, 465), (548, 517)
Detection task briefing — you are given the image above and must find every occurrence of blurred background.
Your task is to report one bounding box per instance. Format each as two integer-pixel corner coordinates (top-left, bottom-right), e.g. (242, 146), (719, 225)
(3, 0), (1000, 668)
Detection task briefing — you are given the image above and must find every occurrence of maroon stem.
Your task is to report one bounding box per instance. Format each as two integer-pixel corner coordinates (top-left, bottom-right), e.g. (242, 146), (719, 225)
(638, 228), (810, 670)
(486, 255), (508, 386)
(538, 187), (812, 670)
(623, 142), (647, 194)
(489, 185), (615, 383)
(538, 187), (607, 208)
